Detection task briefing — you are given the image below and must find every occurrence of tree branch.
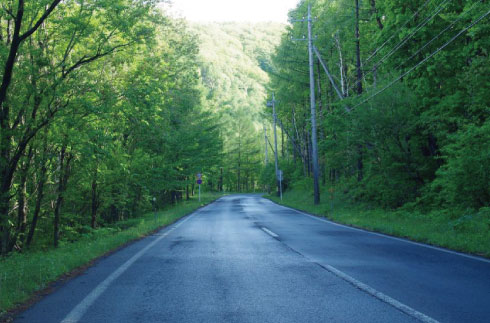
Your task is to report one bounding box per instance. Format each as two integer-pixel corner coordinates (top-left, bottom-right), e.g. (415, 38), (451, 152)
(62, 42), (133, 78)
(19, 0), (62, 42)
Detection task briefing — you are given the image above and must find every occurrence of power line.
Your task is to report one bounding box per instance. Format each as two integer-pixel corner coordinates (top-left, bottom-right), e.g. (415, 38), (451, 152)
(372, 0), (450, 70)
(354, 0), (450, 90)
(352, 1), (478, 94)
(394, 1), (480, 71)
(363, 0), (434, 65)
(348, 7), (490, 112)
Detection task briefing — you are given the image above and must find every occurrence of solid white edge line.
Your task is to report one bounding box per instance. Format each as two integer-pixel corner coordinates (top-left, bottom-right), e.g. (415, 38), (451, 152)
(60, 212), (198, 323)
(265, 199), (490, 264)
(261, 227), (279, 238)
(261, 199), (440, 322)
(321, 263), (440, 323)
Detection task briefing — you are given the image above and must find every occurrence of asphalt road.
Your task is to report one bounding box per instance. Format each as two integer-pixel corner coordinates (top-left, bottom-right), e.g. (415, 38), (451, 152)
(15, 194), (490, 323)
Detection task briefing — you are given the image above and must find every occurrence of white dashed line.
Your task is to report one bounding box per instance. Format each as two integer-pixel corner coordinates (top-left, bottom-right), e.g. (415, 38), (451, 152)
(261, 227), (279, 238)
(261, 198), (444, 322)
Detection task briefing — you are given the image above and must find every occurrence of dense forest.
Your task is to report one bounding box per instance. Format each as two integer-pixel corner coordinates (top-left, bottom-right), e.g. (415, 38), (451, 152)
(0, 1), (225, 254)
(0, 0), (488, 256)
(265, 0), (489, 215)
(0, 2), (284, 255)
(189, 22), (284, 192)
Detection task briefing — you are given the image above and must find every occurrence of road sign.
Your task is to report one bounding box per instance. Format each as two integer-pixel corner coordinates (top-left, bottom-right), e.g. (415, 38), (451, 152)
(197, 179), (202, 185)
(277, 170), (283, 181)
(278, 170), (283, 201)
(196, 173), (202, 185)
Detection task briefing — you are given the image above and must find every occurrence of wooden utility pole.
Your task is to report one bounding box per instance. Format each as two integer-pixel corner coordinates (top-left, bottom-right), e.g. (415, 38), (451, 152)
(355, 0), (364, 182)
(307, 4), (320, 204)
(290, 4), (321, 204)
(264, 124), (269, 165)
(268, 93), (280, 197)
(355, 0), (363, 95)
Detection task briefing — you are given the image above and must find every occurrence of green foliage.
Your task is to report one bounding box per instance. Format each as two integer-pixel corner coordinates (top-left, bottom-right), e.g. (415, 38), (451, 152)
(267, 188), (490, 259)
(0, 193), (223, 313)
(0, 3), (224, 255)
(432, 120), (490, 209)
(189, 22), (284, 192)
(267, 0), (489, 215)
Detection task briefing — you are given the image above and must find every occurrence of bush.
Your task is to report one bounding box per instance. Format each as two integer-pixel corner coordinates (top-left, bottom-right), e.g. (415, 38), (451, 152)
(432, 121), (490, 209)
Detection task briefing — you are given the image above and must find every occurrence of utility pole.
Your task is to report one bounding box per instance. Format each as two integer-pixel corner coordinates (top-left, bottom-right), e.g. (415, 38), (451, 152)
(290, 4), (321, 204)
(307, 4), (320, 205)
(263, 124), (269, 165)
(267, 93), (280, 197)
(355, 0), (364, 182)
(355, 0), (363, 95)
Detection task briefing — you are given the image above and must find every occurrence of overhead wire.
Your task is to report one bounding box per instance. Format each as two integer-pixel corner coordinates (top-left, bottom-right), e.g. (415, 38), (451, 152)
(394, 1), (480, 71)
(363, 0), (434, 65)
(346, 7), (490, 113)
(371, 0), (450, 70)
(353, 0), (451, 90)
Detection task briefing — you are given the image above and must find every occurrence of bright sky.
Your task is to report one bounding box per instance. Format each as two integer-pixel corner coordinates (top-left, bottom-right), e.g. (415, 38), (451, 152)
(162, 0), (299, 23)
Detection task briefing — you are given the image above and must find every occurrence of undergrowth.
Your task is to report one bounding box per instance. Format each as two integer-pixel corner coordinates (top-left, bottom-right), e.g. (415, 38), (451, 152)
(0, 193), (223, 314)
(267, 186), (490, 259)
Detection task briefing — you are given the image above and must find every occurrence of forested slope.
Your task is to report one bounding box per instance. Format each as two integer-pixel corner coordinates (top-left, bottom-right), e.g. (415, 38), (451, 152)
(189, 22), (284, 192)
(0, 3), (285, 256)
(267, 0), (489, 216)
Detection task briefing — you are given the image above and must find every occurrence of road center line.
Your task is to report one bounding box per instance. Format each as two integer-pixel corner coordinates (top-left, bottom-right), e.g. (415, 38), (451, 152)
(60, 212), (197, 323)
(261, 227), (279, 238)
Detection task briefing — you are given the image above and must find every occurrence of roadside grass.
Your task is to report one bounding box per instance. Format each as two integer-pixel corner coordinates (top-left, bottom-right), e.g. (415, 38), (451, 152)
(267, 188), (490, 259)
(0, 192), (224, 314)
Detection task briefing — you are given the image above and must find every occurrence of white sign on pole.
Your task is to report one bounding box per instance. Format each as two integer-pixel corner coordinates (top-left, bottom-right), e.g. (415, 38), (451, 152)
(278, 170), (283, 201)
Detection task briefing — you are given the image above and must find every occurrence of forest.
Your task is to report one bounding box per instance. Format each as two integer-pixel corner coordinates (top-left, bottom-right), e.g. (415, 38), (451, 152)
(0, 0), (489, 316)
(188, 21), (283, 193)
(0, 1), (285, 256)
(265, 0), (489, 218)
(0, 0), (225, 255)
(0, 0), (488, 257)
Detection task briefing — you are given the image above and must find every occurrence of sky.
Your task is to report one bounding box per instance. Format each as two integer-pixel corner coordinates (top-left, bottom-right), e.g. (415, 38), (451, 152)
(162, 0), (299, 23)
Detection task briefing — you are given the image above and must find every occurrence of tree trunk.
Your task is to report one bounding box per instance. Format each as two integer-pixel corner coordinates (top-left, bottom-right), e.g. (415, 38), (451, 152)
(15, 147), (33, 247)
(219, 167), (223, 192)
(26, 132), (48, 246)
(334, 33), (347, 97)
(54, 142), (72, 247)
(370, 0), (384, 30)
(90, 165), (98, 229)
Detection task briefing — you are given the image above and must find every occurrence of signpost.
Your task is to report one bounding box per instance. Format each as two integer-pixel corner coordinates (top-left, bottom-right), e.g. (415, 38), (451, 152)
(152, 197), (157, 222)
(278, 170), (283, 201)
(196, 173), (202, 202)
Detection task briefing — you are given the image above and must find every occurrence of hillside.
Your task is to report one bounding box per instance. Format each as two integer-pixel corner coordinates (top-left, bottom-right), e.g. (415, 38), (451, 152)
(190, 22), (285, 191)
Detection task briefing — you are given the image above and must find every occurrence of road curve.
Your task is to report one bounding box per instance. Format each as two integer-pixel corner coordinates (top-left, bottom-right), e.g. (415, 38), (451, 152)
(15, 194), (490, 323)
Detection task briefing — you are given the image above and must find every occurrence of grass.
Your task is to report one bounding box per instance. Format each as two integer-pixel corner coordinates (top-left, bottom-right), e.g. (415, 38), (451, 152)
(267, 188), (490, 259)
(0, 192), (224, 315)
